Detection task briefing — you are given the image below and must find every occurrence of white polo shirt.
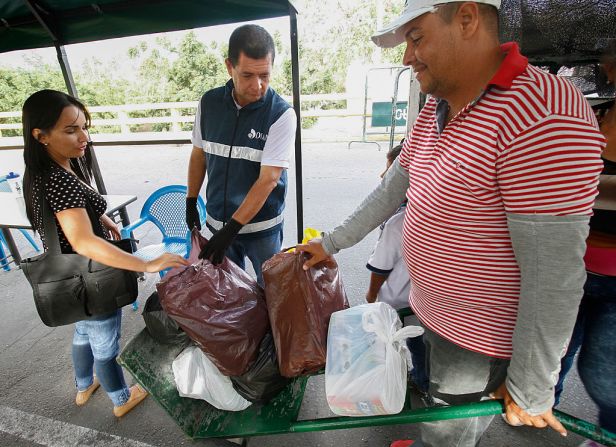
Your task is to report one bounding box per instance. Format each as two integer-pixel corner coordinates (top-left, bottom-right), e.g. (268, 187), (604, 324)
(367, 206), (411, 310)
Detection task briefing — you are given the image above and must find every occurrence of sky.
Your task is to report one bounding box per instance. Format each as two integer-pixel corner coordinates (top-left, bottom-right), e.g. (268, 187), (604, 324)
(0, 16), (290, 74)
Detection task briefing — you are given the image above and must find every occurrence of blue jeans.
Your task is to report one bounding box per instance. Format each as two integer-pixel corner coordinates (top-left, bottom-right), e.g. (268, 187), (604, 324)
(72, 309), (130, 407)
(226, 227), (283, 286)
(554, 272), (616, 433)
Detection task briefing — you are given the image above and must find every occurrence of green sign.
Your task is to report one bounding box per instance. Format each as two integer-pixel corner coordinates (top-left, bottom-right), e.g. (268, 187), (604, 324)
(371, 101), (408, 127)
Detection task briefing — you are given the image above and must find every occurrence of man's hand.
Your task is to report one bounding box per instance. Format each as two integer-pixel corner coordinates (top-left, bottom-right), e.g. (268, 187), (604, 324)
(199, 218), (243, 264)
(296, 238), (332, 270)
(186, 197), (201, 231)
(490, 382), (567, 437)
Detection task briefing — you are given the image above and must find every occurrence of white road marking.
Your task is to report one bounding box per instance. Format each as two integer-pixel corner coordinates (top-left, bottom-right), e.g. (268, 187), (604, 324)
(0, 405), (156, 446)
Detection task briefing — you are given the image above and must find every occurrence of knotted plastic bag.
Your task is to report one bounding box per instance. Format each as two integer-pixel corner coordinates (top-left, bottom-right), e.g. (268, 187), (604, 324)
(262, 251), (348, 377)
(172, 345), (251, 411)
(325, 302), (424, 416)
(157, 229), (269, 376)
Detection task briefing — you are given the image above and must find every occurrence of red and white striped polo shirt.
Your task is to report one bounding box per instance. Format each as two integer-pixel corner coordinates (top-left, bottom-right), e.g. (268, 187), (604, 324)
(399, 42), (605, 358)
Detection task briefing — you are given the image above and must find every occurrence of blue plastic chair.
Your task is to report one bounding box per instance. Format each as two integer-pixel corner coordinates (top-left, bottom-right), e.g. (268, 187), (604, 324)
(120, 185), (206, 278)
(0, 230), (40, 271)
(0, 176), (40, 271)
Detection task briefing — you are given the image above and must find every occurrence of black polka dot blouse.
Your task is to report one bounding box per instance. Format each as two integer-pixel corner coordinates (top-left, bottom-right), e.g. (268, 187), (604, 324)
(32, 164), (108, 253)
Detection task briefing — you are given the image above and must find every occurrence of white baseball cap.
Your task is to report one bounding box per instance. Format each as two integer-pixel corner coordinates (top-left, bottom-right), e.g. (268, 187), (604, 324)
(372, 0), (501, 48)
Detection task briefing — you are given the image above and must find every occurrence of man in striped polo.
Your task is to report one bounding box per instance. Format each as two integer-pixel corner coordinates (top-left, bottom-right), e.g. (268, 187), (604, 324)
(299, 1), (605, 445)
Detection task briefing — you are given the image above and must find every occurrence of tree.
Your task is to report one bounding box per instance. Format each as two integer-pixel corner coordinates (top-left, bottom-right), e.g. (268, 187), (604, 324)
(1, 0), (408, 117)
(76, 57), (130, 106)
(291, 0), (406, 94)
(0, 58), (65, 136)
(0, 59), (65, 112)
(167, 32), (228, 101)
(126, 39), (174, 103)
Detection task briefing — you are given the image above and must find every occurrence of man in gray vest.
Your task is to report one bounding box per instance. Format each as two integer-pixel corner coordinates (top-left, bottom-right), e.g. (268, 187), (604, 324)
(186, 24), (296, 285)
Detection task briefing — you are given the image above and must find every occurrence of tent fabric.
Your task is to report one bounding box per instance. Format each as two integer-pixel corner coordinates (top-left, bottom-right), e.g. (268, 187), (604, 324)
(0, 0), (295, 53)
(500, 0), (616, 67)
(1, 0), (614, 67)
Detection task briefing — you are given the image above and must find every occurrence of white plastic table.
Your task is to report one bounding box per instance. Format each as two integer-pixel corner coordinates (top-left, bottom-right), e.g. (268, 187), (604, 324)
(0, 193), (137, 265)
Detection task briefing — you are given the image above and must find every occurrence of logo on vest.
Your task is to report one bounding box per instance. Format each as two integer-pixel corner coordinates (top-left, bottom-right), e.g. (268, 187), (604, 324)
(248, 129), (268, 141)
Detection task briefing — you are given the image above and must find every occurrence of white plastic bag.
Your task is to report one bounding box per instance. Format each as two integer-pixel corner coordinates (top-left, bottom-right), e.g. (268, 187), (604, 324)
(172, 345), (251, 411)
(325, 302), (424, 416)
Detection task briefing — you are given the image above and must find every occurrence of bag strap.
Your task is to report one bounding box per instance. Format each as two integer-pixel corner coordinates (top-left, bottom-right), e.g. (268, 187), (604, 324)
(39, 169), (107, 254)
(40, 172), (63, 255)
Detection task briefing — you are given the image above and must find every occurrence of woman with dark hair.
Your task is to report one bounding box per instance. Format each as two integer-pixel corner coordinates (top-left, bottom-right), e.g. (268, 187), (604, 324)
(22, 89), (189, 417)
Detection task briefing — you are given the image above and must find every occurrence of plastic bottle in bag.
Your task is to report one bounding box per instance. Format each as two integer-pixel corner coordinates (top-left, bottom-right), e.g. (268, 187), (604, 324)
(325, 302), (424, 416)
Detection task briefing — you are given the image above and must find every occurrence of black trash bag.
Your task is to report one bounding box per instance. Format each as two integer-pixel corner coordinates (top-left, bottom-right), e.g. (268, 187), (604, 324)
(142, 292), (190, 347)
(230, 332), (290, 404)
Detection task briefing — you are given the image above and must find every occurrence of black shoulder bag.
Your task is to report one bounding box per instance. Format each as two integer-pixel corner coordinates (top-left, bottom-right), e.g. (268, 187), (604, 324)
(20, 192), (138, 327)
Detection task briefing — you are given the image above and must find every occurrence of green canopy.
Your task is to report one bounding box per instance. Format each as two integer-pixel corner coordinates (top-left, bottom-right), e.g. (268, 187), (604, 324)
(0, 0), (296, 53)
(0, 0), (305, 242)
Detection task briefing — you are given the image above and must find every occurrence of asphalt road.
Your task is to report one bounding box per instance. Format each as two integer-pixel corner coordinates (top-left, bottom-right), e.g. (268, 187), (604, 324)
(0, 143), (598, 446)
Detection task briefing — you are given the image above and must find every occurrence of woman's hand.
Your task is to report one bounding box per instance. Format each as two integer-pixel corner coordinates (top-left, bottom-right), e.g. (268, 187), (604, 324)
(144, 253), (190, 273)
(101, 214), (121, 240)
(105, 223), (121, 240)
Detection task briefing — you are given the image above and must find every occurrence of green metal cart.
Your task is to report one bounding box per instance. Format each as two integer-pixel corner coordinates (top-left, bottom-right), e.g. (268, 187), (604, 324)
(118, 309), (616, 446)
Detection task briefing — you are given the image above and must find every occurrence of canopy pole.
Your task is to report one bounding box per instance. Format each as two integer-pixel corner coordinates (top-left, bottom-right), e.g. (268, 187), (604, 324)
(290, 6), (303, 244)
(24, 0), (108, 195)
(54, 43), (108, 196)
(55, 44), (78, 97)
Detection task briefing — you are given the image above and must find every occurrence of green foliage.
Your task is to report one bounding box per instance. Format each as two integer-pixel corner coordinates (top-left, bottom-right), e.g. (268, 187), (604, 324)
(0, 58), (66, 136)
(125, 41), (174, 103)
(167, 32), (228, 101)
(293, 0), (406, 94)
(271, 31), (293, 96)
(76, 57), (130, 106)
(0, 0), (409, 135)
(0, 60), (65, 112)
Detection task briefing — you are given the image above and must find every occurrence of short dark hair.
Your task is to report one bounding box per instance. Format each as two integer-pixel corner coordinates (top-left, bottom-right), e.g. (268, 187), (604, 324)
(228, 24), (276, 66)
(437, 2), (499, 36)
(22, 89), (94, 229)
(387, 140), (404, 164)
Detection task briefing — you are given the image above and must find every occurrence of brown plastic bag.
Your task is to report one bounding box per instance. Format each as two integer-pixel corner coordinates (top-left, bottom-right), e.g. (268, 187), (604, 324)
(262, 251), (348, 377)
(157, 229), (269, 376)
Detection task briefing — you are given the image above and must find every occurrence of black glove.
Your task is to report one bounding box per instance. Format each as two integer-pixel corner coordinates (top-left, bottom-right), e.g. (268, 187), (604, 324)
(186, 197), (201, 231)
(199, 218), (243, 264)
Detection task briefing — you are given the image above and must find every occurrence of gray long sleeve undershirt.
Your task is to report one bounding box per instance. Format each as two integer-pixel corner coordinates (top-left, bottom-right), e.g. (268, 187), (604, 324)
(506, 213), (589, 415)
(320, 157), (589, 416)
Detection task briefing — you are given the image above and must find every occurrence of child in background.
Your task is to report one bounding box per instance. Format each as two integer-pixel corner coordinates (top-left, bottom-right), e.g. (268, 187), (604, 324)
(365, 141), (429, 398)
